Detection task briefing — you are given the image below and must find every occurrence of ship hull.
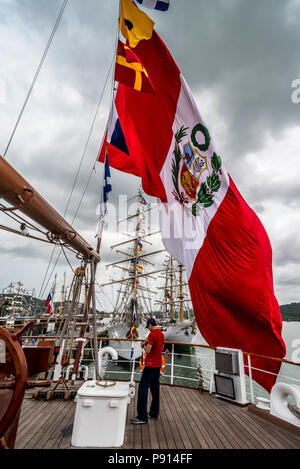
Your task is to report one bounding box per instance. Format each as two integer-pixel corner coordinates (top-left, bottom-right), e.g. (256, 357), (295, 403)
(107, 322), (148, 360)
(164, 321), (198, 353)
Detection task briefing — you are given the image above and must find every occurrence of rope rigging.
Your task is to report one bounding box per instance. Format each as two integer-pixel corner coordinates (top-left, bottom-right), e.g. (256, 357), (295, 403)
(37, 53), (115, 300)
(2, 1), (120, 313)
(3, 0), (69, 159)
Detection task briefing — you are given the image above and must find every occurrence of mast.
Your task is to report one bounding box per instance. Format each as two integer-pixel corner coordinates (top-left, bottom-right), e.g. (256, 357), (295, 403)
(170, 257), (174, 320)
(179, 264), (184, 322)
(103, 190), (163, 329)
(12, 281), (23, 316)
(50, 274), (57, 315)
(59, 272), (67, 316)
(71, 220), (105, 382)
(156, 257), (192, 322)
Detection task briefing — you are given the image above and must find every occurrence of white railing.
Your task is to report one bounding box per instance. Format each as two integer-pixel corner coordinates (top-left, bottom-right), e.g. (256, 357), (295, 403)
(22, 335), (300, 404)
(89, 338), (300, 404)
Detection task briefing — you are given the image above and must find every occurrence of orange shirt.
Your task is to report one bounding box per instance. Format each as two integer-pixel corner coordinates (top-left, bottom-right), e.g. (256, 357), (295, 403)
(145, 328), (164, 368)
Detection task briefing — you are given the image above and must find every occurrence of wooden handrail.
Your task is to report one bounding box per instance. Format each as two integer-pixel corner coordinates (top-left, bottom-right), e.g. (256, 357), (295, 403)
(21, 335), (300, 368)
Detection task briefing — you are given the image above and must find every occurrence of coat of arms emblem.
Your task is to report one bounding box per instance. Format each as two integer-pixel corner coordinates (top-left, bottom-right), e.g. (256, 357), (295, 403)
(172, 125), (222, 216)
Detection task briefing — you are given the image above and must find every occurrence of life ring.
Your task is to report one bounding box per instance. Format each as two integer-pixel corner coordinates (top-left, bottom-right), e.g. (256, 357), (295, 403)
(161, 356), (165, 375)
(139, 353), (166, 375)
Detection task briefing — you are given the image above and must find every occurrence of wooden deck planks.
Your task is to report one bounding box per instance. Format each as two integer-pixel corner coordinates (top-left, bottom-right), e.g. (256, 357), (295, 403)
(23, 400), (67, 449)
(157, 390), (177, 449)
(41, 401), (75, 449)
(159, 386), (184, 449)
(15, 384), (300, 450)
(185, 390), (257, 449)
(166, 386), (199, 449)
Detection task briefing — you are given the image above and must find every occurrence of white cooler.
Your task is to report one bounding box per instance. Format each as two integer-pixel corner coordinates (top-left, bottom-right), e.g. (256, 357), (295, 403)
(71, 380), (134, 448)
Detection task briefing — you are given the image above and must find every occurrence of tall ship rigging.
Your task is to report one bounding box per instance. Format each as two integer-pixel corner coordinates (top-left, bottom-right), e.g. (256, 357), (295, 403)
(156, 255), (198, 346)
(102, 190), (164, 360)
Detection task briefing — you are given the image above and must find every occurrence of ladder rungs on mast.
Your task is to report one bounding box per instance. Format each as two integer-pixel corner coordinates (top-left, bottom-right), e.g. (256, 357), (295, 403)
(110, 231), (160, 249)
(115, 249), (154, 266)
(106, 249), (165, 268)
(157, 283), (188, 289)
(101, 268), (166, 287)
(155, 299), (192, 305)
(116, 285), (157, 295)
(118, 207), (152, 225)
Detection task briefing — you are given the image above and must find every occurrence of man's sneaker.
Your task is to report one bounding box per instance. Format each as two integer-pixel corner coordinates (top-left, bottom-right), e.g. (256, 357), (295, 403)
(130, 417), (147, 424)
(148, 415), (158, 421)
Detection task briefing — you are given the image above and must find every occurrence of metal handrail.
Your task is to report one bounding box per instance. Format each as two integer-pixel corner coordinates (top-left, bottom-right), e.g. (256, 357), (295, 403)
(20, 335), (300, 404)
(20, 335), (300, 367)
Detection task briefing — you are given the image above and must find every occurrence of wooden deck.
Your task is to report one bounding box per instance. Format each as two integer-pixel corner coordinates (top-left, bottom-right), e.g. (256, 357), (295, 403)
(15, 384), (300, 449)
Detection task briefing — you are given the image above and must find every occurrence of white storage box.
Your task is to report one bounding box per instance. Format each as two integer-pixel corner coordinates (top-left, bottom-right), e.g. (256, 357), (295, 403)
(71, 380), (133, 448)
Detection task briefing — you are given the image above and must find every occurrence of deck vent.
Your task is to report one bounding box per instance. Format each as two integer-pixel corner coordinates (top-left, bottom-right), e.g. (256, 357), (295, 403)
(214, 347), (248, 405)
(215, 349), (239, 375)
(214, 374), (236, 400)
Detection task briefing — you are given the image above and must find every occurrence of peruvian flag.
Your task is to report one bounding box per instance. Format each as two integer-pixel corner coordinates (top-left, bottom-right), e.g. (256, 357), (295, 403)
(102, 30), (286, 392)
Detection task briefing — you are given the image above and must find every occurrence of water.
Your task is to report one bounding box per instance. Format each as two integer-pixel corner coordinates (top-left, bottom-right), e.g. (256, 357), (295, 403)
(89, 322), (300, 402)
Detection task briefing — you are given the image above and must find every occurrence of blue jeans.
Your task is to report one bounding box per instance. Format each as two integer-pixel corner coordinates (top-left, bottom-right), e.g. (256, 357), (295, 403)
(137, 366), (161, 422)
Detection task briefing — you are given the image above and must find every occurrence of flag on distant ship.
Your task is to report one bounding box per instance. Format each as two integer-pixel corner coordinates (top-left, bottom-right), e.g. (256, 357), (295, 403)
(136, 264), (143, 271)
(109, 29), (286, 392)
(129, 310), (137, 359)
(129, 323), (135, 339)
(100, 153), (112, 219)
(44, 293), (52, 315)
(131, 258), (140, 264)
(115, 40), (155, 94)
(135, 0), (170, 11)
(139, 194), (147, 205)
(120, 0), (154, 48)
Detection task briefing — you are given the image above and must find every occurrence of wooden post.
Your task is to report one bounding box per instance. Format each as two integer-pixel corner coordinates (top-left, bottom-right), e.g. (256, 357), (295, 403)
(179, 264), (183, 322)
(170, 257), (174, 321)
(91, 261), (101, 380)
(72, 221), (104, 382)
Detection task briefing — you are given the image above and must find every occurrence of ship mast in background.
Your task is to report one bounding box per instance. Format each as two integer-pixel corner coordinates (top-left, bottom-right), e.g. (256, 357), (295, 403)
(101, 189), (165, 359)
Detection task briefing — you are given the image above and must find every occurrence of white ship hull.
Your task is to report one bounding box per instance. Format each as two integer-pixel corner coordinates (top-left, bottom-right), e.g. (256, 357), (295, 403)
(107, 321), (149, 360)
(164, 320), (198, 345)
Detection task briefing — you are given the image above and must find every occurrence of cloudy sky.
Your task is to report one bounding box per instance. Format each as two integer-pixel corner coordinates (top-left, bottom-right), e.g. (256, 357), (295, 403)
(0, 0), (300, 309)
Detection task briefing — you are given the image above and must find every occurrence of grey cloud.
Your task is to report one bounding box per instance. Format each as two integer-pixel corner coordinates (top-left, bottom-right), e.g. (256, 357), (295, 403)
(274, 234), (300, 268)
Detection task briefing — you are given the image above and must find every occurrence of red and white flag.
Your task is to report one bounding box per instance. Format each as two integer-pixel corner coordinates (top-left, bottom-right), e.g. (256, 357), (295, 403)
(105, 31), (286, 392)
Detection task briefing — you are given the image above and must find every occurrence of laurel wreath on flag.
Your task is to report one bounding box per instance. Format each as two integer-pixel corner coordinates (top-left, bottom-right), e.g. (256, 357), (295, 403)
(172, 125), (223, 216)
(171, 126), (189, 206)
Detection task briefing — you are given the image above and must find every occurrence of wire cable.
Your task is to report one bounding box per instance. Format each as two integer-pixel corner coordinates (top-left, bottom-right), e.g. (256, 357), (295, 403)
(38, 1), (119, 299)
(3, 0), (69, 159)
(37, 56), (114, 299)
(0, 206), (48, 235)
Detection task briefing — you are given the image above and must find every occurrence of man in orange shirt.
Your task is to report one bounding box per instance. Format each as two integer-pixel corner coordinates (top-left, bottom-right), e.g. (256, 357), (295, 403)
(131, 317), (164, 424)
